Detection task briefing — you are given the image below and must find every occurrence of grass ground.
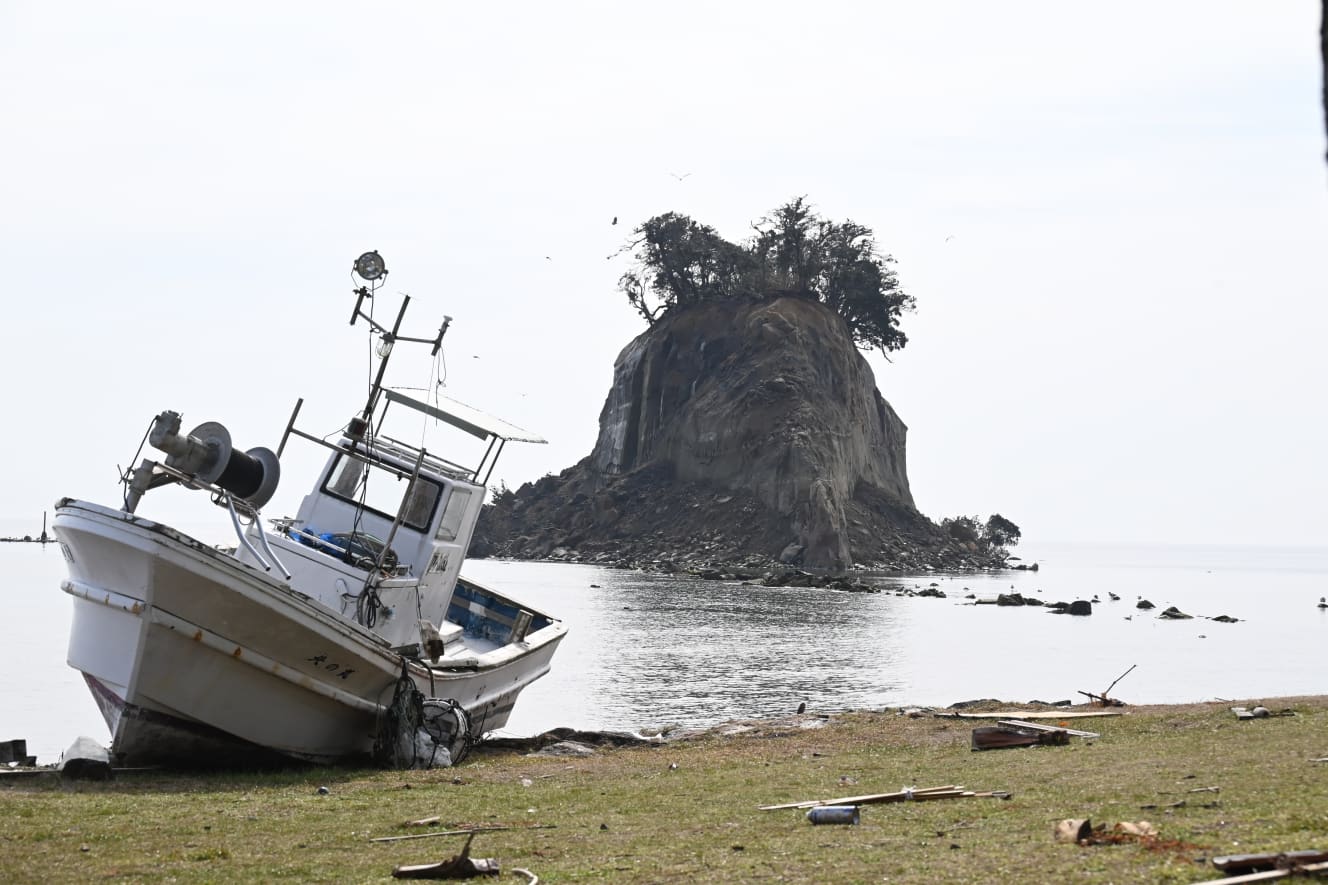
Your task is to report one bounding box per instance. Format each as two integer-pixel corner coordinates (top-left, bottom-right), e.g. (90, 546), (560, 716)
(2, 697), (1326, 883)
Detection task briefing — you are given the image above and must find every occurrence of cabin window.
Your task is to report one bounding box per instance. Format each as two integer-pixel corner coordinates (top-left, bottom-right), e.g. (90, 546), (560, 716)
(435, 488), (472, 541)
(324, 454), (441, 532)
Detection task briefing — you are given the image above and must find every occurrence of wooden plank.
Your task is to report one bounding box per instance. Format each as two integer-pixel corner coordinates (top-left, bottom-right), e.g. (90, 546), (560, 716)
(998, 719), (1101, 738)
(1204, 859), (1328, 883)
(760, 785), (962, 811)
(946, 710), (1124, 720)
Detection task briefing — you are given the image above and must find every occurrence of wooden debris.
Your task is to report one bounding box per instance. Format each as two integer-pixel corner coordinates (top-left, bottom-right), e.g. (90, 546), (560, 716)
(944, 709), (1123, 720)
(971, 725), (1068, 751)
(997, 719), (1100, 739)
(1206, 862), (1328, 883)
(1101, 664), (1136, 697)
(391, 831), (500, 879)
(372, 825), (554, 844)
(403, 816), (442, 828)
(760, 785), (1009, 811)
(1207, 853), (1328, 883)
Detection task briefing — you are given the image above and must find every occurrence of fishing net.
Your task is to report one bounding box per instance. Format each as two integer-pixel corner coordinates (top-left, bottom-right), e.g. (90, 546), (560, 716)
(375, 662), (473, 769)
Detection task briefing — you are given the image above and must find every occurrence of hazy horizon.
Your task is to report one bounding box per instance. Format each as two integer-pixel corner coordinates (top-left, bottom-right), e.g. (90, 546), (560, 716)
(3, 2), (1324, 549)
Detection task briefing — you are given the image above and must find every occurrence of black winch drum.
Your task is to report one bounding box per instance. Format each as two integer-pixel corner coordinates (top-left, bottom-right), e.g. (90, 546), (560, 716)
(179, 421), (281, 510)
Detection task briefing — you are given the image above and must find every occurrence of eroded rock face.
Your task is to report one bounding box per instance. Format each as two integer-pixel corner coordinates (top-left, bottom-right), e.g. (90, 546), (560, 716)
(476, 297), (996, 572)
(588, 298), (911, 569)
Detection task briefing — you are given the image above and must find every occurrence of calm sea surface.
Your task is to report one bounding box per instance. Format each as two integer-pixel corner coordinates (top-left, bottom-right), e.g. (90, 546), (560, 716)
(3, 530), (1326, 763)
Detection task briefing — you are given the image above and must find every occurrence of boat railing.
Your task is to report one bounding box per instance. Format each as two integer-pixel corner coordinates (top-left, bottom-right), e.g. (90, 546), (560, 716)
(125, 458), (293, 577)
(370, 434), (475, 482)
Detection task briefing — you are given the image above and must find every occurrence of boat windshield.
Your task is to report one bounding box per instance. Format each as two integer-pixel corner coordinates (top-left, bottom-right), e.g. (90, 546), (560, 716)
(324, 453), (441, 532)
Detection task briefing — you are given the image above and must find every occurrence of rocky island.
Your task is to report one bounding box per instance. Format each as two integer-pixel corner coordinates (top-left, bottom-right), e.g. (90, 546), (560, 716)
(473, 201), (1019, 576)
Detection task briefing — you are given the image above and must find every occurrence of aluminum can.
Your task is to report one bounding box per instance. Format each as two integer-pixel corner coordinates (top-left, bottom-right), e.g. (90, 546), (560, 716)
(806, 805), (860, 825)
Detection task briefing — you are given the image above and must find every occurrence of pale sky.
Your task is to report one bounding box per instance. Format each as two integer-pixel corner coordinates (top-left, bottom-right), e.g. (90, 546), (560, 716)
(2, 2), (1324, 548)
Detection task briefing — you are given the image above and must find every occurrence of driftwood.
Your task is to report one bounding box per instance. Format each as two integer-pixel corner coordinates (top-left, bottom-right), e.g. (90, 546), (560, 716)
(391, 832), (500, 879)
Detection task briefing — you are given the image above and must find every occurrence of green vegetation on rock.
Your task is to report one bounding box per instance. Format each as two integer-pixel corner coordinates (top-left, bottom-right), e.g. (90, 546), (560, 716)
(619, 197), (916, 354)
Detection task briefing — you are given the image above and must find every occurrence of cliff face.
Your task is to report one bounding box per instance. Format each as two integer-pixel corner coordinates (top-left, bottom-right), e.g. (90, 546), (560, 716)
(587, 297), (912, 569)
(475, 297), (993, 572)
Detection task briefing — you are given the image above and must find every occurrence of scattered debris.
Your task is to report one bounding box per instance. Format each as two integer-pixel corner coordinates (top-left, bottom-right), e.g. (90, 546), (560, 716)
(806, 805), (860, 825)
(58, 736), (112, 781)
(0, 739), (34, 766)
(391, 832), (499, 879)
(997, 719), (1100, 739)
(1077, 664), (1135, 708)
(944, 709), (1123, 720)
(761, 785), (1010, 811)
(1232, 706), (1295, 721)
(371, 825), (554, 845)
(404, 816), (443, 828)
(1054, 818), (1157, 845)
(1139, 798), (1219, 810)
(1211, 850), (1328, 880)
(1054, 818), (1092, 843)
(971, 725), (1068, 751)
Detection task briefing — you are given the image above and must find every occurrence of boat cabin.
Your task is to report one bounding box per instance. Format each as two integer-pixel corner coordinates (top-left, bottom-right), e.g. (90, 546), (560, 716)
(238, 389), (544, 649)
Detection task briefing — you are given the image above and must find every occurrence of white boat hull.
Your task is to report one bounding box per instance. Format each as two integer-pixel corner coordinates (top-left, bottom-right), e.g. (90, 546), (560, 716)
(54, 500), (565, 766)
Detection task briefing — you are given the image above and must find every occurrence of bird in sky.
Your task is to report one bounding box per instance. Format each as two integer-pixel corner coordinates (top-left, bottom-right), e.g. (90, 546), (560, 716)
(668, 171), (692, 181)
(612, 216), (618, 225)
(945, 235), (955, 242)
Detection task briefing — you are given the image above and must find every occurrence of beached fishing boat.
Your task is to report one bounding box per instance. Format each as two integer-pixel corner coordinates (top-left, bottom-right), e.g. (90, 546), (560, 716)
(53, 252), (566, 767)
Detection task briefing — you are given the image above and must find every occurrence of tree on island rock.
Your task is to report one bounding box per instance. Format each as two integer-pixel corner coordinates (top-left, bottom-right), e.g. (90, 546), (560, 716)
(943, 514), (1021, 553)
(618, 198), (916, 354)
(983, 514), (1021, 548)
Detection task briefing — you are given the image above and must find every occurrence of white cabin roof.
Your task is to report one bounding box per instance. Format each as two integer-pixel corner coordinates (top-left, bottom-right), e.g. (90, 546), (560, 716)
(383, 389), (547, 445)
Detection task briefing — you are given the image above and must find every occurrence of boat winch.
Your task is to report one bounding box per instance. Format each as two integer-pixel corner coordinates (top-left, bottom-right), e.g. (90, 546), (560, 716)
(125, 410), (280, 512)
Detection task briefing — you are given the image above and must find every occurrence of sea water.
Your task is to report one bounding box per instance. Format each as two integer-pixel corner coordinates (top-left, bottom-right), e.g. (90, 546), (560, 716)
(3, 530), (1325, 763)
